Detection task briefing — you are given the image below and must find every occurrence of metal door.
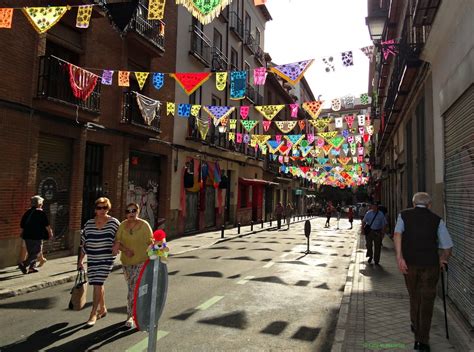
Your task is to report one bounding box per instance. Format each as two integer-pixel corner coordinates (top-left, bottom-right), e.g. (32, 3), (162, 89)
(82, 143), (104, 225)
(185, 191), (199, 233)
(444, 85), (474, 326)
(204, 187), (216, 228)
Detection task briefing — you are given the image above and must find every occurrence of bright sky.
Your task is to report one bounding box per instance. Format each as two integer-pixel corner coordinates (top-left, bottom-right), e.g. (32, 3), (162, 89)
(264, 0), (372, 100)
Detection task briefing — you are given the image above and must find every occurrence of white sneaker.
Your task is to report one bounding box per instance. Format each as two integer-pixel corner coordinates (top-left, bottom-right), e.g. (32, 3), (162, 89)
(125, 317), (136, 329)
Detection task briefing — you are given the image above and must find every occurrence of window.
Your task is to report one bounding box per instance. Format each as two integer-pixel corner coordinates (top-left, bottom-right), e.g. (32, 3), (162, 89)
(46, 40), (79, 64)
(188, 89), (202, 138)
(255, 27), (261, 47)
(213, 29), (222, 51)
(244, 62), (250, 83)
(244, 12), (251, 34)
(230, 47), (238, 70)
(240, 185), (248, 208)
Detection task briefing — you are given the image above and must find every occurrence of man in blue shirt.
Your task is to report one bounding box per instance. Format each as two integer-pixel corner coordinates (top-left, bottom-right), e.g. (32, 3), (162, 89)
(393, 192), (453, 351)
(362, 202), (387, 265)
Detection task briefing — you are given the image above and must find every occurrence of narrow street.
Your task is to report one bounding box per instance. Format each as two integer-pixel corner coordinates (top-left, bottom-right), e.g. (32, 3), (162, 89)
(0, 217), (356, 352)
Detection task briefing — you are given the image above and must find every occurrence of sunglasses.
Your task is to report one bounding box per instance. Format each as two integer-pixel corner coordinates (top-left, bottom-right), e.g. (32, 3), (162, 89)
(126, 209), (138, 214)
(96, 206), (108, 210)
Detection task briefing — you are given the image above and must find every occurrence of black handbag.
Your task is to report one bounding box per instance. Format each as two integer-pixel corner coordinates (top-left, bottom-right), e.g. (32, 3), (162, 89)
(364, 211), (379, 235)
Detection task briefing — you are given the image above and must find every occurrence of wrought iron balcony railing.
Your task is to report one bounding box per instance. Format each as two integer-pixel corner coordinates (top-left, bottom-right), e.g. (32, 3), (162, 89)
(211, 47), (229, 72)
(229, 11), (244, 40)
(37, 55), (101, 113)
(121, 91), (161, 132)
(190, 25), (212, 67)
(244, 30), (256, 53)
(130, 3), (165, 52)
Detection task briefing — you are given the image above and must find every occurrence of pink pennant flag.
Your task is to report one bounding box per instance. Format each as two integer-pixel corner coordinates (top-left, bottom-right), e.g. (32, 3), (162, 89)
(278, 156), (284, 163)
(358, 127), (365, 135)
(317, 138), (325, 147)
(307, 134), (315, 144)
(253, 67), (267, 85)
(382, 39), (397, 60)
(263, 120), (272, 132)
(358, 156), (364, 163)
(275, 135), (282, 143)
(287, 141), (293, 148)
(240, 106), (249, 119)
(236, 133), (243, 143)
(290, 103), (299, 118)
(254, 144), (259, 152)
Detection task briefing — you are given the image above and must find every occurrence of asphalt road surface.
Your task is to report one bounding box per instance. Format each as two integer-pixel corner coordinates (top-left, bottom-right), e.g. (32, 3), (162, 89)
(0, 217), (357, 352)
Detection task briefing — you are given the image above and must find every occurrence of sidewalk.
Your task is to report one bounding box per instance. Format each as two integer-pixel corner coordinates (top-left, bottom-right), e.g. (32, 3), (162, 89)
(0, 217), (309, 300)
(332, 233), (470, 352)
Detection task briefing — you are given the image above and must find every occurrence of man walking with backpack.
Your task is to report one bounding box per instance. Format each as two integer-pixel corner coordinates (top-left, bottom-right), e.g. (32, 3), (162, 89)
(362, 202), (387, 265)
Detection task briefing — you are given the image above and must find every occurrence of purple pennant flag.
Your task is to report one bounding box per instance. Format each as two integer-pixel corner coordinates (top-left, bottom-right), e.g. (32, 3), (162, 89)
(101, 70), (114, 85)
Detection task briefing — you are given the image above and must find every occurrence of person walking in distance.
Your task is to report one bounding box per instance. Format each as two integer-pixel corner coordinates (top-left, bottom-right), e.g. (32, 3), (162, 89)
(285, 202), (293, 229)
(394, 192), (453, 351)
(362, 202), (387, 265)
(348, 206), (354, 229)
(336, 204), (342, 230)
(18, 195), (54, 274)
(324, 203), (333, 228)
(275, 202), (284, 230)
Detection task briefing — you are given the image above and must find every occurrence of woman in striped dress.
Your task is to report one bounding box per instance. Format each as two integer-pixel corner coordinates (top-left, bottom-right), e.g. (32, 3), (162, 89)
(78, 197), (120, 326)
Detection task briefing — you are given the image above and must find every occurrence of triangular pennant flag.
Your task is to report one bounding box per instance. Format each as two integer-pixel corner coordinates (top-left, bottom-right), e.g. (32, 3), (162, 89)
(262, 120), (272, 132)
(328, 136), (345, 149)
(299, 146), (313, 158)
(267, 140), (283, 154)
(135, 92), (161, 126)
(307, 134), (315, 144)
(284, 134), (305, 147)
(76, 5), (93, 28)
(152, 73), (165, 90)
(240, 106), (250, 119)
(68, 64), (98, 101)
(318, 131), (339, 140)
(322, 145), (333, 155)
(196, 116), (209, 139)
(360, 45), (374, 61)
(191, 105), (201, 117)
(216, 72), (227, 91)
(255, 105), (285, 121)
(275, 135), (282, 143)
(298, 120), (305, 130)
(176, 0), (232, 25)
(253, 134), (271, 147)
(275, 121), (298, 133)
(317, 158), (329, 165)
(240, 120), (258, 132)
(0, 8), (14, 29)
(101, 0), (139, 34)
(300, 139), (309, 148)
(148, 0), (166, 20)
(203, 105), (236, 122)
(302, 101), (324, 119)
(269, 59), (314, 85)
(171, 72), (212, 95)
(345, 114), (355, 128)
(23, 6), (69, 34)
(135, 72), (149, 90)
(279, 145), (290, 155)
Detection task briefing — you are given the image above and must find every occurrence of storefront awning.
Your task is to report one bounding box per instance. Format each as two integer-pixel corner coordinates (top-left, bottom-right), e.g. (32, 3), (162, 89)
(239, 177), (279, 186)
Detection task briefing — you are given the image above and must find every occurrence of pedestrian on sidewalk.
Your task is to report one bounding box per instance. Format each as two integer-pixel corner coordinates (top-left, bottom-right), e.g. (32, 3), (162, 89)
(324, 203), (333, 228)
(393, 192), (453, 352)
(362, 202), (387, 264)
(78, 197), (120, 327)
(18, 195), (53, 274)
(112, 203), (156, 329)
(348, 206), (354, 229)
(285, 202), (293, 228)
(336, 204), (342, 229)
(275, 202), (284, 229)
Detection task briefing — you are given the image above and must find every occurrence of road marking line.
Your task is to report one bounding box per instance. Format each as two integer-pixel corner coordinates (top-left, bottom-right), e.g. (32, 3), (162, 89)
(126, 330), (169, 352)
(237, 275), (255, 285)
(196, 295), (224, 310)
(263, 261), (275, 268)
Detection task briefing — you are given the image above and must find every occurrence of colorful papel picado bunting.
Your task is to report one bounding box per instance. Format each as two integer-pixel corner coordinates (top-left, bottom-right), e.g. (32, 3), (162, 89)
(240, 120), (259, 132)
(255, 105), (285, 121)
(302, 101), (324, 119)
(274, 121), (298, 133)
(176, 0), (232, 25)
(171, 72), (212, 95)
(269, 60), (314, 85)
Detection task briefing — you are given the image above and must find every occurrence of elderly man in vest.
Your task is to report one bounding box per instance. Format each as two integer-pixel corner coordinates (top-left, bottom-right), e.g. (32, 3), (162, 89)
(394, 192), (453, 352)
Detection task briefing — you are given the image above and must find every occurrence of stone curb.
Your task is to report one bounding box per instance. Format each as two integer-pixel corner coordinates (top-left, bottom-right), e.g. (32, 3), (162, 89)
(331, 229), (360, 352)
(0, 217), (316, 300)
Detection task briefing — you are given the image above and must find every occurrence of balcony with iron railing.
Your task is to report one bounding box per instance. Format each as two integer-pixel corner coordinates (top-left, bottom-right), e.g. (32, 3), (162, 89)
(129, 3), (165, 53)
(121, 91), (161, 133)
(244, 31), (256, 53)
(254, 46), (265, 65)
(190, 25), (212, 67)
(211, 47), (229, 72)
(229, 11), (244, 40)
(37, 55), (101, 114)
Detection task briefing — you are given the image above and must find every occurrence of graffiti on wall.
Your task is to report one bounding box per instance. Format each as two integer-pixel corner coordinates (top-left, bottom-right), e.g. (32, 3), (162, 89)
(127, 180), (159, 229)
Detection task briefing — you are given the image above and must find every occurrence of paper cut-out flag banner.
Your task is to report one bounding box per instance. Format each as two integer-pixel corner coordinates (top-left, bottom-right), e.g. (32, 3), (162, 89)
(360, 93), (369, 105)
(360, 45), (374, 61)
(262, 120), (272, 132)
(135, 72), (149, 90)
(299, 146), (313, 158)
(308, 118), (331, 130)
(171, 72), (211, 95)
(101, 0), (139, 34)
(203, 106), (236, 123)
(191, 105), (201, 117)
(148, 0), (166, 20)
(303, 101), (324, 119)
(253, 134), (271, 147)
(345, 114), (355, 128)
(230, 70), (247, 100)
(255, 105), (285, 121)
(196, 116), (209, 139)
(240, 106), (249, 119)
(215, 72), (227, 91)
(176, 0), (232, 25)
(166, 102), (175, 116)
(241, 120), (258, 132)
(0, 8), (13, 29)
(328, 136), (345, 149)
(290, 103), (299, 118)
(332, 98), (342, 111)
(229, 119), (237, 129)
(269, 59), (314, 85)
(284, 134), (305, 147)
(101, 70), (114, 85)
(319, 131), (339, 140)
(178, 104), (191, 117)
(135, 92), (161, 126)
(341, 51), (354, 67)
(23, 6), (69, 34)
(152, 73), (165, 90)
(76, 5), (93, 28)
(275, 121), (298, 133)
(118, 71), (130, 87)
(267, 140), (283, 154)
(68, 64), (98, 101)
(298, 120), (305, 130)
(253, 67), (267, 85)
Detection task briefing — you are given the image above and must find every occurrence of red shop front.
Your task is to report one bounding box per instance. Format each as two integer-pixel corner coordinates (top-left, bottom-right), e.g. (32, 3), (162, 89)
(237, 178), (277, 224)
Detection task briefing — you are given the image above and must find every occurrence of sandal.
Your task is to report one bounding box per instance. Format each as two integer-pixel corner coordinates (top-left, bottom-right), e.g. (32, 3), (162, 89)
(97, 309), (108, 319)
(86, 313), (97, 326)
(37, 258), (47, 268)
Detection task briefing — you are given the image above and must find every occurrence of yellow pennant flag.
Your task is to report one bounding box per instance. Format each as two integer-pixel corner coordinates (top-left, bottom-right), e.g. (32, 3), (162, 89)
(216, 72), (227, 91)
(255, 105), (285, 121)
(148, 0), (166, 20)
(135, 72), (149, 90)
(23, 6), (69, 34)
(166, 102), (175, 116)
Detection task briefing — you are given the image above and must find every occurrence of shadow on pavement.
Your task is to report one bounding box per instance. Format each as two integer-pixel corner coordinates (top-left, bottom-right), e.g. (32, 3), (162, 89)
(0, 322), (85, 352)
(46, 322), (137, 351)
(359, 264), (391, 278)
(0, 297), (59, 310)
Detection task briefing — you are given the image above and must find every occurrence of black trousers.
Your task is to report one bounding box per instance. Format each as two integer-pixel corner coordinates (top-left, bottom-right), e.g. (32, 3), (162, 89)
(404, 265), (440, 344)
(365, 230), (383, 263)
(23, 239), (42, 269)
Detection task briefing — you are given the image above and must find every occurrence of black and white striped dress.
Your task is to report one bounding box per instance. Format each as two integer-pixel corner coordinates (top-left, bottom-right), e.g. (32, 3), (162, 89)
(81, 217), (120, 286)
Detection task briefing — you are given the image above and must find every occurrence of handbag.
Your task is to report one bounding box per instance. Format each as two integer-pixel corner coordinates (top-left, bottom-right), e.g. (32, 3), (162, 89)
(68, 269), (88, 311)
(363, 210), (379, 236)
